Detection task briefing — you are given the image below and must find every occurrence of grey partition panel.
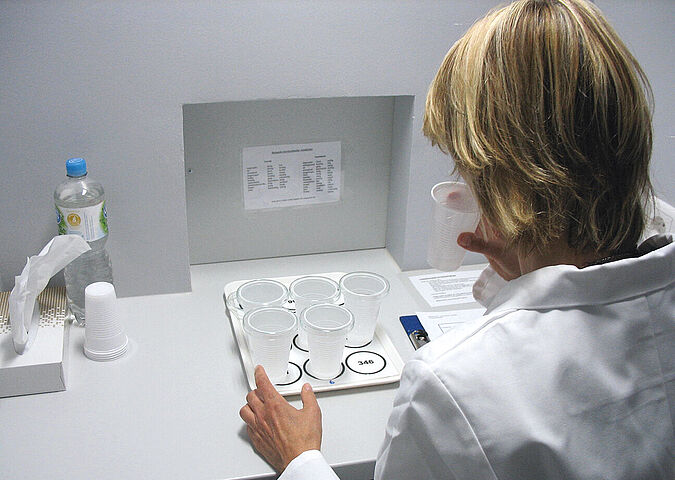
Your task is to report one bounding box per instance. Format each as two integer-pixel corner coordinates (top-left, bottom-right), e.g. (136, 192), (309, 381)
(183, 97), (395, 264)
(386, 96), (415, 265)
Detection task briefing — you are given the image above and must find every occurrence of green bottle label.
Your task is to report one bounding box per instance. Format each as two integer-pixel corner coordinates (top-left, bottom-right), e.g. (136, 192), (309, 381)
(55, 201), (108, 241)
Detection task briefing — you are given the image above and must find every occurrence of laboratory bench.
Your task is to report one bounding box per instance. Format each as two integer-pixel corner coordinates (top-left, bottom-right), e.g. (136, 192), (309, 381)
(0, 248), (457, 480)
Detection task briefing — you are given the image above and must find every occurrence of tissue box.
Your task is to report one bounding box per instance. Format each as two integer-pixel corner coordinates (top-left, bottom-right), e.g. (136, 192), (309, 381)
(0, 287), (70, 398)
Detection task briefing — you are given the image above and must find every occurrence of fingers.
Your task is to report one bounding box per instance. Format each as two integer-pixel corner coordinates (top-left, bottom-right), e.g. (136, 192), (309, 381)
(239, 404), (255, 426)
(247, 425), (261, 443)
(252, 365), (293, 420)
(247, 426), (285, 473)
(247, 424), (268, 449)
(254, 365), (278, 401)
(457, 232), (486, 253)
(446, 191), (461, 202)
(241, 394), (274, 439)
(457, 232), (502, 259)
(246, 389), (264, 415)
(300, 383), (319, 413)
(241, 374), (323, 474)
(246, 425), (268, 457)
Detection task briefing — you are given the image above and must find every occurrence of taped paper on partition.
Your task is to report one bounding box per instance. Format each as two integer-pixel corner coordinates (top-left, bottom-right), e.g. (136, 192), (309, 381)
(242, 141), (341, 210)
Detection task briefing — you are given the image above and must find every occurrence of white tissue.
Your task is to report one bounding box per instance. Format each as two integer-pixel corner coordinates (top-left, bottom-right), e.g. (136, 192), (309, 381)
(9, 235), (90, 354)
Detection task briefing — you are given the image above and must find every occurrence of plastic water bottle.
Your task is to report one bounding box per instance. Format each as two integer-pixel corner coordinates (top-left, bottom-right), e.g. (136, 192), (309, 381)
(54, 157), (113, 326)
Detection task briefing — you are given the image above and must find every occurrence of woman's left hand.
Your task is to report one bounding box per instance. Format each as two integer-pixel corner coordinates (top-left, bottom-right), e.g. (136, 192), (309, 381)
(239, 365), (323, 473)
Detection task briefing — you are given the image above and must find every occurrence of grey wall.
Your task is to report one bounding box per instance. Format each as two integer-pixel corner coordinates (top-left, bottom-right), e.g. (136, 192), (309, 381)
(183, 96), (395, 263)
(1, 1), (673, 296)
(596, 0), (674, 206)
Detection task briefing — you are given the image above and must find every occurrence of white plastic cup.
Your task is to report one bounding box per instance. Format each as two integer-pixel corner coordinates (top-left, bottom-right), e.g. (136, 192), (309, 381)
(300, 303), (353, 379)
(236, 279), (289, 313)
(84, 282), (128, 361)
(289, 276), (341, 350)
(339, 272), (389, 347)
(243, 307), (297, 383)
(427, 181), (480, 271)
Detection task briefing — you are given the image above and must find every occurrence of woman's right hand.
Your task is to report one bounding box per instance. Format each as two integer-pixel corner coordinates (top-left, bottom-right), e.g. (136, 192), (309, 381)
(457, 221), (522, 281)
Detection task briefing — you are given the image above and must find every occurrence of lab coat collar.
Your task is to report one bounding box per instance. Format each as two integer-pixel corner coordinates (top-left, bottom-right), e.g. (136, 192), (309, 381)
(484, 234), (674, 315)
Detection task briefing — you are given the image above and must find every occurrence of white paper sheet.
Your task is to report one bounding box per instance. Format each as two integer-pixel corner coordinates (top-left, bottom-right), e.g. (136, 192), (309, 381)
(242, 141), (341, 210)
(416, 309), (485, 340)
(408, 270), (482, 308)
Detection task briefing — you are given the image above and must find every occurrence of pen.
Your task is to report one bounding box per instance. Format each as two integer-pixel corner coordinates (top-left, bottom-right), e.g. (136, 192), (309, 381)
(399, 315), (430, 350)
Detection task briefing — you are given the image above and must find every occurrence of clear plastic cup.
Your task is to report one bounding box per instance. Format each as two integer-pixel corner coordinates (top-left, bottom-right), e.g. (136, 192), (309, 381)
(427, 181), (480, 271)
(289, 276), (341, 350)
(300, 303), (353, 379)
(243, 306), (297, 383)
(340, 272), (390, 347)
(84, 282), (128, 361)
(236, 279), (289, 313)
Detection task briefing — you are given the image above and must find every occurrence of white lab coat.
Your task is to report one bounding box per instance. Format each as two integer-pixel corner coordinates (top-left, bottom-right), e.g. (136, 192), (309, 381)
(281, 235), (675, 480)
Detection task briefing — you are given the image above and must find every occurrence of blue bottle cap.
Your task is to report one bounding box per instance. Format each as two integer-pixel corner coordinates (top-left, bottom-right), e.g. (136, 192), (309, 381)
(66, 157), (87, 177)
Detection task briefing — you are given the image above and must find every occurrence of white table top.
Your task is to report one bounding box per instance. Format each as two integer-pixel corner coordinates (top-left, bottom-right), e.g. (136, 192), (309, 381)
(0, 248), (483, 479)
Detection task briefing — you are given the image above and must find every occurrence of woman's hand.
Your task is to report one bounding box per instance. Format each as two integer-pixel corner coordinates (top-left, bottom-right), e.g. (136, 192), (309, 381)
(457, 220), (522, 281)
(239, 365), (323, 473)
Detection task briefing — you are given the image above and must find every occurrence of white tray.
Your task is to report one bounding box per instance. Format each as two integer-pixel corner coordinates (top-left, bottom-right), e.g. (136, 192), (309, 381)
(224, 272), (404, 396)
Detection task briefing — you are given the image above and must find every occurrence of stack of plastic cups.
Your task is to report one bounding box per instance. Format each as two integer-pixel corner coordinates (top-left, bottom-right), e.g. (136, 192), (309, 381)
(427, 181), (480, 271)
(289, 276), (341, 350)
(340, 272), (390, 347)
(243, 307), (297, 383)
(236, 279), (289, 313)
(83, 282), (128, 361)
(300, 303), (354, 379)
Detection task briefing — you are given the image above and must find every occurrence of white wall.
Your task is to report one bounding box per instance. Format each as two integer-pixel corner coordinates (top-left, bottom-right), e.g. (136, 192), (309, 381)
(1, 1), (672, 296)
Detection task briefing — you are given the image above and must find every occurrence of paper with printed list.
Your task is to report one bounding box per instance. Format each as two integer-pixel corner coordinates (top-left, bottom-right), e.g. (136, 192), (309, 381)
(408, 270), (482, 308)
(416, 309), (486, 341)
(242, 141), (341, 210)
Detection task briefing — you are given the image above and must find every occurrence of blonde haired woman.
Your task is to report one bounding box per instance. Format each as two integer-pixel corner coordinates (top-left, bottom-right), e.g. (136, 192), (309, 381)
(240, 1), (674, 478)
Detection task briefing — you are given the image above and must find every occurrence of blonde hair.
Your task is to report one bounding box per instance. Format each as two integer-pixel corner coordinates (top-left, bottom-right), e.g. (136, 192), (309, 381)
(424, 0), (653, 254)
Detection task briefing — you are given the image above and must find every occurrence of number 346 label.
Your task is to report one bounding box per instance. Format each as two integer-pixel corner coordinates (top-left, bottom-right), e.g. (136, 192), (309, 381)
(345, 351), (386, 375)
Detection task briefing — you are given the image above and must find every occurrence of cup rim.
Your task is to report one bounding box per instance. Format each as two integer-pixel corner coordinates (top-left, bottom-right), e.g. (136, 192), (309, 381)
(236, 279), (289, 308)
(243, 306), (297, 337)
(430, 181), (478, 213)
(289, 275), (340, 302)
(339, 271), (390, 299)
(430, 180), (468, 199)
(300, 303), (354, 334)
